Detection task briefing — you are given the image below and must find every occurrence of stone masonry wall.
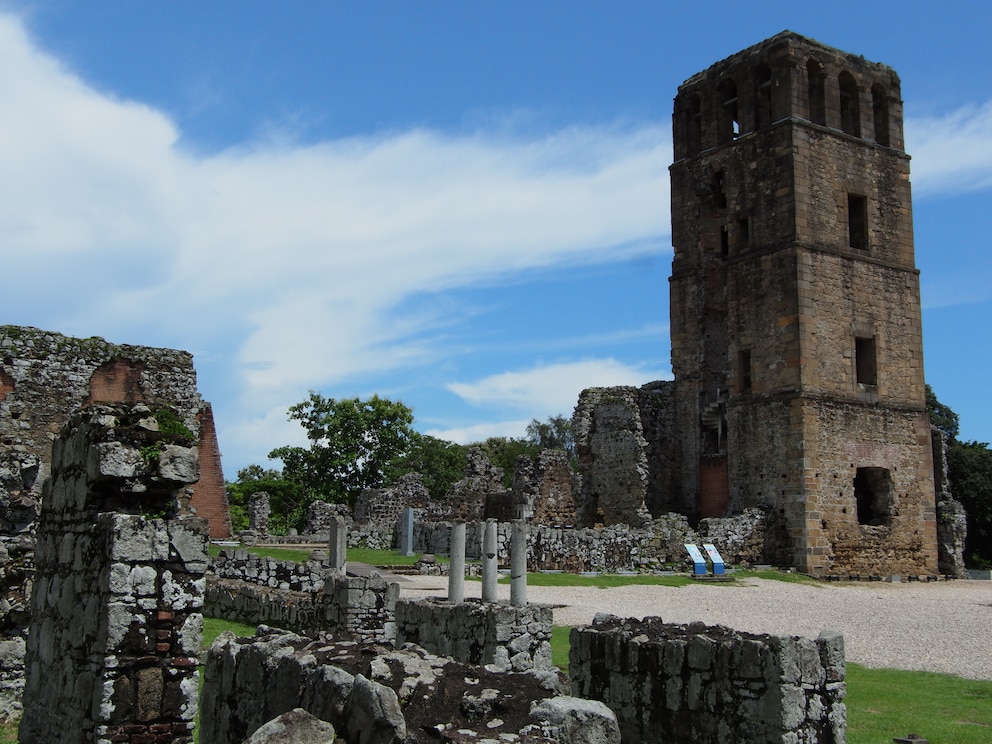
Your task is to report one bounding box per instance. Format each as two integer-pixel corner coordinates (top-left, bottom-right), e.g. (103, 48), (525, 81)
(0, 325), (228, 539)
(19, 404), (208, 744)
(395, 599), (554, 671)
(570, 616), (846, 744)
(204, 572), (398, 644)
(200, 629), (611, 744)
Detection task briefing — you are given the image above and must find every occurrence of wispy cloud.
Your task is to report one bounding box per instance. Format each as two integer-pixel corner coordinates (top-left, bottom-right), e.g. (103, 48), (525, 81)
(447, 359), (668, 413)
(906, 101), (992, 195)
(0, 13), (672, 466)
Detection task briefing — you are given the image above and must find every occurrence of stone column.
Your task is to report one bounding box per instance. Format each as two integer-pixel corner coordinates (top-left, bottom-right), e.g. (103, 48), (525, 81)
(510, 520), (528, 607)
(328, 515), (347, 574)
(20, 404), (207, 744)
(481, 519), (498, 602)
(448, 522), (466, 603)
(247, 491), (271, 537)
(400, 506), (415, 557)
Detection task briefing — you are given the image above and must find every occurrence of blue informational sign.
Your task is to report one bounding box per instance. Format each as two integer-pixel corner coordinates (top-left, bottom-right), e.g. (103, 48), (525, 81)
(702, 543), (726, 575)
(684, 544), (707, 576)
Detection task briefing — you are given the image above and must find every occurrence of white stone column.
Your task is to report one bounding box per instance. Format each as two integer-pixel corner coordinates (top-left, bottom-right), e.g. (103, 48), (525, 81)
(400, 506), (415, 557)
(448, 522), (466, 603)
(510, 520), (528, 607)
(481, 519), (498, 602)
(328, 515), (347, 575)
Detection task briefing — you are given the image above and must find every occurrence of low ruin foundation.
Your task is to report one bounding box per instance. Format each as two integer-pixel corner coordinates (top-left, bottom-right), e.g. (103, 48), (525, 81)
(19, 404), (208, 744)
(395, 599), (553, 671)
(570, 616), (846, 744)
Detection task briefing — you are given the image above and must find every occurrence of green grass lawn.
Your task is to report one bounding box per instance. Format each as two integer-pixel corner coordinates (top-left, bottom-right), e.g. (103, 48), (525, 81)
(209, 543), (442, 567)
(846, 663), (992, 743)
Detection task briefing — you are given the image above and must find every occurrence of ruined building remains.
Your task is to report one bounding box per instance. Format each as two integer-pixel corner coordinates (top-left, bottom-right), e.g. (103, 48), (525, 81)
(0, 325), (229, 540)
(668, 32), (936, 575)
(19, 405), (208, 743)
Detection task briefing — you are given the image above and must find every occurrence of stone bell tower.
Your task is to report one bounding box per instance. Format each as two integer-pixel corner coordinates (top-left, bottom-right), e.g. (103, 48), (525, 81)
(668, 31), (937, 575)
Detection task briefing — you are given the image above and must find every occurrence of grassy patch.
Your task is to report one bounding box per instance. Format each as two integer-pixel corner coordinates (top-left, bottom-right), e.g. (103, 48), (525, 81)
(846, 663), (992, 743)
(551, 625), (571, 671)
(208, 543), (446, 567)
(733, 569), (822, 586)
(0, 720), (15, 742)
(202, 617), (258, 650)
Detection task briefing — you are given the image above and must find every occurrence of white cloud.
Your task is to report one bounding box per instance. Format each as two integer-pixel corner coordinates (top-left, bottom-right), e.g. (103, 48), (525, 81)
(0, 12), (675, 470)
(447, 359), (669, 414)
(425, 420), (533, 445)
(906, 101), (992, 195)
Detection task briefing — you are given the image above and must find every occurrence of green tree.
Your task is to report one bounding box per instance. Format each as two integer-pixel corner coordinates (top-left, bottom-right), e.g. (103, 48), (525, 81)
(927, 386), (992, 567)
(947, 440), (992, 567)
(525, 414), (575, 460)
(478, 436), (541, 487)
(268, 392), (416, 508)
(389, 433), (467, 500)
(225, 465), (302, 534)
(926, 384), (960, 441)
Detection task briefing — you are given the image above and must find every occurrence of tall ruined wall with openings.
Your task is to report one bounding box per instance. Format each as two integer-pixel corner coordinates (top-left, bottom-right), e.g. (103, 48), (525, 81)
(0, 326), (229, 541)
(19, 405), (208, 744)
(669, 32), (936, 575)
(573, 383), (676, 528)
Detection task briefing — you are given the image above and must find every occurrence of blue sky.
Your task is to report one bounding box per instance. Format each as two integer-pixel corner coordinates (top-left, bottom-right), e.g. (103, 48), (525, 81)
(1, 1), (990, 476)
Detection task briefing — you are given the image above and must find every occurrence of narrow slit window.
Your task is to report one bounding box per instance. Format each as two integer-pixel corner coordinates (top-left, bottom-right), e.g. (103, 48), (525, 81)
(754, 64), (772, 129)
(737, 217), (750, 249)
(738, 350), (752, 392)
(720, 79), (739, 142)
(839, 72), (860, 137)
(686, 95), (702, 155)
(720, 225), (730, 257)
(848, 194), (868, 252)
(872, 83), (890, 146)
(855, 336), (877, 386)
(807, 60), (826, 125)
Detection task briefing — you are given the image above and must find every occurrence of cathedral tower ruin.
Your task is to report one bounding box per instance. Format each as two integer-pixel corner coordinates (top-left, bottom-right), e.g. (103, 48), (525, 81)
(669, 32), (937, 575)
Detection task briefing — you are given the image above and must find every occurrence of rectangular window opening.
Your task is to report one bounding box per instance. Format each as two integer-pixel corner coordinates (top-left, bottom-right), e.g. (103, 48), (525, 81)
(737, 217), (750, 249)
(855, 336), (877, 386)
(848, 194), (868, 252)
(720, 225), (730, 257)
(854, 467), (891, 526)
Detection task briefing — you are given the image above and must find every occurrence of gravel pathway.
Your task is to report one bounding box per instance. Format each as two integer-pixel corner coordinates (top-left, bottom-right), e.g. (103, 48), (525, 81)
(395, 574), (992, 680)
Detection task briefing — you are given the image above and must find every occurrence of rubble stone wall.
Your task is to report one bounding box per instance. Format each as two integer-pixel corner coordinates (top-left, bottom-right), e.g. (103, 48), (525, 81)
(200, 629), (611, 744)
(570, 616), (846, 744)
(211, 549), (329, 592)
(19, 405), (208, 744)
(0, 325), (228, 539)
(395, 599), (554, 671)
(204, 572), (398, 644)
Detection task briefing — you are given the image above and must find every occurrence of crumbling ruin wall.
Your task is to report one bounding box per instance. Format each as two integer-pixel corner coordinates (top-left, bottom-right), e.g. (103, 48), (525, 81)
(395, 599), (553, 671)
(19, 404), (208, 744)
(409, 513), (772, 574)
(352, 472), (430, 549)
(205, 571), (398, 644)
(211, 548), (329, 592)
(931, 427), (968, 577)
(570, 616), (846, 744)
(507, 449), (577, 526)
(573, 384), (675, 528)
(305, 499), (353, 536)
(200, 628), (615, 744)
(0, 325), (228, 540)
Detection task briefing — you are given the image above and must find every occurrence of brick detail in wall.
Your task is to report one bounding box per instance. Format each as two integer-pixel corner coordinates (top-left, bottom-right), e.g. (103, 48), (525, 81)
(192, 403), (231, 539)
